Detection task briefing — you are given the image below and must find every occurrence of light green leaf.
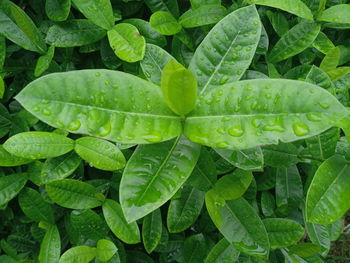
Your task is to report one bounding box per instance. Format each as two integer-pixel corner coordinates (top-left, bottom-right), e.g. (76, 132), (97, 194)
(16, 70), (182, 144)
(102, 199), (140, 244)
(45, 0), (71, 22)
(205, 238), (240, 263)
(249, 0), (314, 20)
(149, 11), (182, 36)
(189, 5), (262, 94)
(46, 179), (104, 209)
(268, 22), (320, 63)
(305, 221), (330, 256)
(39, 224), (61, 263)
(318, 4), (350, 24)
(306, 155), (350, 224)
(304, 128), (339, 160)
(120, 136), (200, 222)
(74, 137), (126, 171)
(179, 5), (227, 28)
(263, 218), (304, 249)
(0, 145), (32, 166)
(0, 173), (27, 206)
(184, 79), (348, 150)
(59, 246), (96, 263)
(107, 23), (146, 62)
(72, 0), (114, 30)
(288, 243), (322, 258)
(0, 76), (4, 99)
(312, 32), (335, 54)
(96, 239), (118, 262)
(320, 47), (340, 73)
(190, 0), (220, 9)
(142, 209), (162, 253)
(34, 45), (55, 77)
(161, 60), (197, 116)
(3, 132), (74, 159)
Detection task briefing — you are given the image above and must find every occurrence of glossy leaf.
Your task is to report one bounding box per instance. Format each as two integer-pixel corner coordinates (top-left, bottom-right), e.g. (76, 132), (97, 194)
(288, 243), (322, 258)
(45, 0), (71, 22)
(184, 79), (348, 150)
(142, 209), (162, 253)
(320, 47), (340, 73)
(39, 224), (61, 263)
(107, 23), (145, 62)
(183, 234), (207, 263)
(305, 221), (330, 256)
(34, 45), (55, 77)
(179, 5), (227, 28)
(189, 5), (262, 94)
(0, 145), (32, 166)
(59, 246), (96, 263)
(46, 179), (104, 209)
(3, 132), (74, 159)
(16, 70), (182, 144)
(96, 239), (118, 261)
(102, 199), (140, 244)
(161, 60), (197, 115)
(262, 143), (300, 168)
(305, 65), (335, 93)
(120, 136), (200, 222)
(205, 238), (240, 263)
(150, 11), (181, 36)
(312, 32), (335, 54)
(304, 128), (339, 160)
(0, 173), (27, 206)
(318, 4), (350, 24)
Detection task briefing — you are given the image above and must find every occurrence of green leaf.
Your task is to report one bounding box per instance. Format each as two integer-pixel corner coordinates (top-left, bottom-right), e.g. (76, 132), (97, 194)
(16, 70), (182, 144)
(161, 60), (197, 116)
(262, 143), (300, 168)
(0, 0), (47, 53)
(96, 239), (118, 262)
(167, 186), (205, 233)
(0, 36), (5, 72)
(142, 209), (162, 253)
(0, 173), (27, 206)
(305, 65), (335, 93)
(34, 45), (55, 77)
(45, 0), (71, 22)
(39, 224), (61, 263)
(268, 22), (320, 63)
(149, 11), (182, 36)
(102, 199), (140, 244)
(141, 44), (176, 85)
(312, 32), (335, 54)
(249, 0), (314, 20)
(72, 0), (114, 30)
(120, 136), (201, 222)
(262, 218), (304, 249)
(318, 4), (350, 24)
(0, 76), (4, 99)
(46, 19), (106, 47)
(306, 155), (350, 224)
(3, 132), (74, 159)
(304, 128), (339, 160)
(189, 5), (262, 94)
(144, 0), (179, 18)
(46, 179), (103, 209)
(18, 187), (54, 224)
(261, 191), (276, 217)
(183, 234), (207, 263)
(59, 246), (96, 263)
(320, 47), (340, 73)
(288, 243), (321, 258)
(74, 136), (126, 171)
(179, 5), (227, 28)
(213, 169), (253, 200)
(184, 79), (348, 150)
(205, 238), (240, 263)
(0, 145), (32, 166)
(107, 23), (146, 62)
(305, 221), (330, 256)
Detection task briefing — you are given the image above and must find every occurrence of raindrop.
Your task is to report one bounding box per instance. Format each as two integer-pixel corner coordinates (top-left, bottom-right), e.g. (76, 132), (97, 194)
(33, 106), (40, 112)
(228, 126), (244, 137)
(42, 109), (51, 116)
(68, 120), (81, 131)
(41, 99), (50, 104)
(319, 102), (330, 109)
(99, 122), (111, 136)
(306, 113), (322, 122)
(95, 72), (101, 77)
(293, 122), (309, 136)
(217, 127), (225, 134)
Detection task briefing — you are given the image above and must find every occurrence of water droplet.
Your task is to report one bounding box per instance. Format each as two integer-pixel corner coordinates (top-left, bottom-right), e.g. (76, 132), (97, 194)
(95, 72), (101, 77)
(222, 116), (231, 121)
(217, 141), (230, 148)
(319, 102), (330, 109)
(228, 126), (244, 137)
(145, 132), (163, 142)
(220, 76), (229, 84)
(237, 70), (243, 75)
(265, 93), (272, 99)
(56, 120), (64, 128)
(244, 33), (249, 37)
(205, 97), (213, 104)
(99, 122), (111, 136)
(217, 127), (225, 134)
(246, 47), (251, 52)
(253, 20), (259, 25)
(146, 104), (152, 111)
(68, 120), (81, 131)
(293, 122), (309, 136)
(105, 80), (110, 86)
(42, 109), (51, 116)
(41, 99), (50, 104)
(306, 113), (322, 122)
(234, 46), (242, 51)
(33, 106), (40, 112)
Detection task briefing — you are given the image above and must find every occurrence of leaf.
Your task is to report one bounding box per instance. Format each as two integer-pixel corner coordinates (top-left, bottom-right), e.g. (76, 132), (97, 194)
(144, 0), (179, 18)
(0, 76), (4, 99)
(318, 4), (350, 24)
(0, 0), (47, 53)
(161, 60), (197, 115)
(0, 173), (27, 206)
(0, 36), (5, 71)
(262, 218), (304, 249)
(213, 169), (253, 200)
(16, 70), (182, 144)
(120, 136), (201, 222)
(18, 187), (54, 224)
(0, 145), (32, 167)
(183, 234), (207, 263)
(45, 0), (71, 22)
(288, 243), (321, 258)
(59, 246), (96, 263)
(189, 5), (262, 94)
(39, 224), (61, 263)
(72, 0), (114, 30)
(3, 132), (74, 159)
(167, 186), (205, 233)
(74, 136), (126, 171)
(149, 11), (182, 36)
(268, 22), (320, 63)
(102, 199), (140, 244)
(107, 23), (146, 62)
(205, 238), (240, 263)
(46, 179), (103, 209)
(140, 44), (176, 85)
(261, 191), (276, 217)
(262, 143), (300, 168)
(179, 5), (227, 28)
(249, 0), (314, 20)
(142, 209), (162, 253)
(304, 128), (339, 160)
(46, 19), (106, 47)
(312, 32), (335, 54)
(34, 46), (55, 77)
(184, 79), (348, 150)
(320, 47), (340, 73)
(305, 65), (335, 93)
(306, 155), (350, 224)
(96, 239), (118, 261)
(305, 221), (330, 256)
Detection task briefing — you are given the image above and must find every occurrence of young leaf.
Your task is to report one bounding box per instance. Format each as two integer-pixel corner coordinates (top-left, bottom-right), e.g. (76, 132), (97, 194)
(74, 137), (126, 171)
(96, 239), (118, 262)
(312, 32), (335, 54)
(161, 60), (197, 116)
(120, 136), (201, 223)
(3, 132), (74, 159)
(317, 4), (350, 24)
(179, 5), (227, 28)
(39, 224), (61, 263)
(150, 11), (182, 36)
(0, 173), (27, 206)
(184, 79), (348, 150)
(59, 246), (96, 263)
(189, 5), (262, 94)
(46, 179), (104, 209)
(142, 209), (162, 253)
(45, 0), (71, 22)
(107, 23), (146, 62)
(34, 46), (55, 77)
(102, 199), (140, 244)
(15, 70), (182, 144)
(205, 238), (240, 263)
(320, 47), (340, 73)
(0, 145), (32, 166)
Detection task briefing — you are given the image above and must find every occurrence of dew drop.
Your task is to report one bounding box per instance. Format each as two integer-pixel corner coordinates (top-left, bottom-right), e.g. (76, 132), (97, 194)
(41, 99), (50, 104)
(306, 113), (322, 122)
(146, 104), (153, 111)
(293, 122), (309, 136)
(253, 20), (259, 25)
(95, 72), (101, 77)
(145, 132), (163, 142)
(33, 106), (40, 112)
(234, 46), (242, 51)
(265, 93), (272, 99)
(246, 47), (251, 52)
(56, 120), (64, 128)
(217, 127), (225, 134)
(68, 120), (81, 131)
(222, 116), (231, 122)
(42, 109), (51, 116)
(228, 126), (244, 137)
(99, 122), (111, 136)
(205, 97), (213, 104)
(319, 102), (330, 109)
(105, 80), (110, 86)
